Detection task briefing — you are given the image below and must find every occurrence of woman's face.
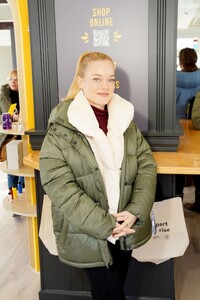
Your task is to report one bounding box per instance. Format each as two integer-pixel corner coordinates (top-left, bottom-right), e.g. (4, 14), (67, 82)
(77, 60), (115, 110)
(8, 74), (18, 91)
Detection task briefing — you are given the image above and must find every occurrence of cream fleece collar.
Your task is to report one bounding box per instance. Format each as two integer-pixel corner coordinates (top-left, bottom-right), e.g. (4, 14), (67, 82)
(68, 90), (134, 169)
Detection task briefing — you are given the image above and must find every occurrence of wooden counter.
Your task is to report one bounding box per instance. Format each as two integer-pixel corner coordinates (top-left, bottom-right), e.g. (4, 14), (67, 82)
(153, 119), (200, 174)
(23, 119), (200, 175)
(23, 150), (40, 171)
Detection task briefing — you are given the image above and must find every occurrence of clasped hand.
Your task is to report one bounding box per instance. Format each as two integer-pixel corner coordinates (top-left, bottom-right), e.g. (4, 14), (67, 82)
(12, 111), (19, 122)
(112, 210), (137, 238)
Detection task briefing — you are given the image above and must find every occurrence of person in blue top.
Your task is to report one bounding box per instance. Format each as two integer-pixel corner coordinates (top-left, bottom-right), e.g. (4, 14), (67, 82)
(176, 47), (200, 119)
(176, 48), (200, 213)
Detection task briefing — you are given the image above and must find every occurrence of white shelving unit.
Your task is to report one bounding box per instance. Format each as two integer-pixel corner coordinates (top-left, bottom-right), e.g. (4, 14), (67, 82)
(0, 122), (25, 135)
(0, 161), (34, 177)
(0, 124), (35, 216)
(3, 193), (36, 217)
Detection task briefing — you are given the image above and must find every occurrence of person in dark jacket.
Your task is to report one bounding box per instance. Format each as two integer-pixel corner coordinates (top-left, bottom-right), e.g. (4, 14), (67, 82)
(0, 70), (24, 191)
(183, 90), (200, 213)
(40, 52), (157, 300)
(176, 48), (200, 212)
(192, 91), (200, 130)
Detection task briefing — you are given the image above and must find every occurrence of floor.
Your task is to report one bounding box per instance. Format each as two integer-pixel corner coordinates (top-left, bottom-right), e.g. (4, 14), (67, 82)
(0, 168), (199, 300)
(174, 185), (200, 300)
(0, 169), (40, 300)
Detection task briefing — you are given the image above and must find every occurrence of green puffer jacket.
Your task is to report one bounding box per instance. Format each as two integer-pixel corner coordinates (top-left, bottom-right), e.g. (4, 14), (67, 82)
(40, 100), (157, 269)
(0, 84), (12, 147)
(192, 91), (200, 130)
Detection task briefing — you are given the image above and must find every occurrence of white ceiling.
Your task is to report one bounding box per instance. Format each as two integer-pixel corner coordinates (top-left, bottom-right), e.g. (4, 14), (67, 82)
(0, 1), (199, 38)
(178, 0), (200, 38)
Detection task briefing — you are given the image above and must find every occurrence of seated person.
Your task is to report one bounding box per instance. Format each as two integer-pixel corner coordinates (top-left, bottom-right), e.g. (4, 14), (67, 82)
(176, 49), (200, 213)
(176, 48), (200, 119)
(184, 91), (200, 213)
(0, 69), (24, 193)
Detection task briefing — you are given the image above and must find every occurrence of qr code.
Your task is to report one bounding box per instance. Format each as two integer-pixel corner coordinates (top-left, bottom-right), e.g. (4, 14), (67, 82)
(93, 29), (109, 47)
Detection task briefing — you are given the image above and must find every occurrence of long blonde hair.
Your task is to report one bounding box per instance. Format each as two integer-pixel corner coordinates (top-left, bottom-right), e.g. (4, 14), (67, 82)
(65, 52), (115, 100)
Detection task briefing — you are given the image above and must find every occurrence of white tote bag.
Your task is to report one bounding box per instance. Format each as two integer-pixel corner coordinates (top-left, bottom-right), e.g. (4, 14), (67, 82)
(132, 197), (189, 264)
(39, 195), (58, 255)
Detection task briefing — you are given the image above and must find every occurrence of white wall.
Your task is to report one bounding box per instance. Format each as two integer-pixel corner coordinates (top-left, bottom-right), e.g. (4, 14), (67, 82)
(0, 4), (13, 88)
(0, 46), (13, 87)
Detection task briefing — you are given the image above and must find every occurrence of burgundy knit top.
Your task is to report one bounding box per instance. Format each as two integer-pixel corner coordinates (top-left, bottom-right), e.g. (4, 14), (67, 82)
(91, 105), (108, 135)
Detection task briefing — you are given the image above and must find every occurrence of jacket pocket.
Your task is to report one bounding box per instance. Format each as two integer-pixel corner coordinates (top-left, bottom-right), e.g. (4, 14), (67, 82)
(58, 222), (103, 264)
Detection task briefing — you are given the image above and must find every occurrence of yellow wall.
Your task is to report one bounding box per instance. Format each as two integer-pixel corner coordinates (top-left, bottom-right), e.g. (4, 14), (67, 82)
(7, 0), (35, 135)
(7, 0), (39, 272)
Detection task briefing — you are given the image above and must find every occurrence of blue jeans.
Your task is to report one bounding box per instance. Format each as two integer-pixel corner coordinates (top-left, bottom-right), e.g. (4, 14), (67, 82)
(7, 174), (25, 189)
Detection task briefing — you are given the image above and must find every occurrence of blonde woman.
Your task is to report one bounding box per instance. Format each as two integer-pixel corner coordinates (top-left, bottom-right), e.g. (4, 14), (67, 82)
(40, 52), (157, 299)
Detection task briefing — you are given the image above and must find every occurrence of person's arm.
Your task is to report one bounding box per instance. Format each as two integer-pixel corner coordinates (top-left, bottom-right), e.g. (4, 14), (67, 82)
(40, 127), (116, 240)
(192, 91), (200, 130)
(126, 124), (157, 218)
(113, 123), (157, 237)
(0, 85), (11, 114)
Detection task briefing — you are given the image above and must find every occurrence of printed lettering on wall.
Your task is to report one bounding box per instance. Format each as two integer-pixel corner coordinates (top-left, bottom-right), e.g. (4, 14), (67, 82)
(79, 6), (121, 90)
(55, 0), (149, 130)
(81, 7), (121, 47)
